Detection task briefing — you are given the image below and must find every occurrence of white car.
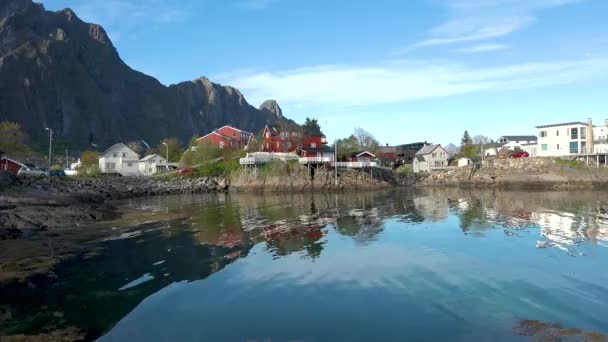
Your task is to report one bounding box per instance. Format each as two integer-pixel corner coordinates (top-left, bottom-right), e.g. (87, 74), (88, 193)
(17, 166), (48, 178)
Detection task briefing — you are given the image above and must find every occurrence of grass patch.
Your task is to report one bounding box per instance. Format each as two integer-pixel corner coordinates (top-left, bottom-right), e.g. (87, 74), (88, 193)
(554, 158), (587, 169)
(395, 165), (414, 174)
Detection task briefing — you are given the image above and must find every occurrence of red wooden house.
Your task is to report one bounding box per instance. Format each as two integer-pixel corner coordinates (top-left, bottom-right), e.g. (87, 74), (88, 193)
(197, 125), (253, 149)
(0, 156), (26, 175)
(298, 134), (334, 160)
(349, 151), (376, 162)
(261, 125), (302, 153)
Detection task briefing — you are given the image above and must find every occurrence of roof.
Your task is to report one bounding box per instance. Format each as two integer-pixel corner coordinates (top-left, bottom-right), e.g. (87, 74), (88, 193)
(498, 135), (538, 142)
(139, 154), (165, 162)
(535, 122), (587, 129)
(415, 144), (445, 155)
(265, 125), (280, 136)
(378, 146), (396, 153)
(0, 156), (26, 167)
(197, 131), (233, 142)
(350, 151), (376, 158)
(218, 125), (252, 135)
(99, 143), (137, 157)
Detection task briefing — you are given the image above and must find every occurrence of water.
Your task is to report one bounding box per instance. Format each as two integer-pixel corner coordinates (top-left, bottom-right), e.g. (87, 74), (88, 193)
(2, 188), (608, 341)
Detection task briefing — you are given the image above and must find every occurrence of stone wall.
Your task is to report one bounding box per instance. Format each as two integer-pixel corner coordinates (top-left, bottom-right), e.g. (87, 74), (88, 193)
(482, 157), (556, 174)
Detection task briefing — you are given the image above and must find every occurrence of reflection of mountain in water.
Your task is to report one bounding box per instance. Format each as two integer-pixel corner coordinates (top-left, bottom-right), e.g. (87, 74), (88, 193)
(3, 189), (608, 340)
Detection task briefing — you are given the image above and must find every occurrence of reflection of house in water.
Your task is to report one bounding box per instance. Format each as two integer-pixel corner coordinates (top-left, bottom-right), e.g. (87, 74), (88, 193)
(413, 196), (448, 221)
(535, 211), (590, 252)
(335, 208), (384, 244)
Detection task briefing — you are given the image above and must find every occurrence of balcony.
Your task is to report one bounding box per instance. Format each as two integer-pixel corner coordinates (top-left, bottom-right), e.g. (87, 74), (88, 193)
(320, 137), (328, 144)
(331, 161), (377, 168)
(299, 157), (332, 164)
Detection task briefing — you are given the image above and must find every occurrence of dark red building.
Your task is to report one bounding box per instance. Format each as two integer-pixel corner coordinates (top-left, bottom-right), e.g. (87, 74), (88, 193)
(261, 125), (302, 153)
(197, 125), (253, 149)
(0, 157), (26, 175)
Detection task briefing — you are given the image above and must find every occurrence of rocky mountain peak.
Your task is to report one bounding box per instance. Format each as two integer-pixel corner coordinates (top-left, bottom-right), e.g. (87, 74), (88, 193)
(259, 100), (283, 118)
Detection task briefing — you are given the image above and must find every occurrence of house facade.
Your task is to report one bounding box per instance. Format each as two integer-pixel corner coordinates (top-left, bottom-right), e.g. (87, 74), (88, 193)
(261, 125), (302, 153)
(197, 125), (253, 149)
(0, 156), (26, 175)
(138, 154), (168, 176)
(413, 144), (449, 173)
(98, 143), (140, 176)
(536, 120), (608, 157)
(349, 151), (376, 162)
(298, 134), (334, 162)
(396, 142), (430, 165)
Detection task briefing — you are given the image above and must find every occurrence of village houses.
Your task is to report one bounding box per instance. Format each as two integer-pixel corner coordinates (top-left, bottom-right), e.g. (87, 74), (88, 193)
(413, 144), (449, 173)
(196, 125), (254, 150)
(98, 143), (168, 176)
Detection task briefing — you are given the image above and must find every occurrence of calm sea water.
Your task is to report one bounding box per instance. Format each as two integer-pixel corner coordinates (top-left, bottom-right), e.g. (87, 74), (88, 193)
(3, 189), (608, 341)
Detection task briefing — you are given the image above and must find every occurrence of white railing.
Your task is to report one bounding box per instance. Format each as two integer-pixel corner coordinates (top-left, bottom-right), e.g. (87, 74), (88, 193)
(239, 156), (272, 165)
(299, 157), (332, 164)
(331, 161), (377, 168)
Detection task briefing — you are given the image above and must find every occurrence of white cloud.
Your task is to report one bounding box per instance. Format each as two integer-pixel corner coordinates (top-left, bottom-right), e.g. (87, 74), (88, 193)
(456, 43), (510, 52)
(416, 0), (582, 47)
(215, 57), (608, 109)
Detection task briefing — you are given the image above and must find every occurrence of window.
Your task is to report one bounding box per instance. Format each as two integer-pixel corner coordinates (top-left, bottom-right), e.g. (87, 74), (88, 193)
(569, 141), (578, 154)
(557, 144), (560, 150)
(557, 130), (559, 136)
(542, 144), (548, 151)
(219, 141), (225, 148)
(276, 141), (280, 148)
(581, 127), (587, 140)
(122, 152), (126, 157)
(581, 141), (587, 153)
(287, 141), (292, 148)
(311, 143), (317, 148)
(540, 131), (547, 138)
(266, 132), (270, 138)
(127, 163), (132, 167)
(113, 153), (117, 158)
(432, 153), (437, 158)
(233, 132), (237, 137)
(571, 128), (578, 139)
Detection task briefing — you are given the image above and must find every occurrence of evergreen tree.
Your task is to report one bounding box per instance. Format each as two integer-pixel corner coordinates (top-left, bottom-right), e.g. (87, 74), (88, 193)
(459, 130), (476, 158)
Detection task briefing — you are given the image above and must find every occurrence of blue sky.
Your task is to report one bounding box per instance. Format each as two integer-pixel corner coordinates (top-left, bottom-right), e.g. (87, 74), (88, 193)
(41, 0), (608, 145)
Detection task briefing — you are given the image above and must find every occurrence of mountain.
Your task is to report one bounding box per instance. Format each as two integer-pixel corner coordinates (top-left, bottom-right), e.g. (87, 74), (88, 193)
(0, 0), (286, 149)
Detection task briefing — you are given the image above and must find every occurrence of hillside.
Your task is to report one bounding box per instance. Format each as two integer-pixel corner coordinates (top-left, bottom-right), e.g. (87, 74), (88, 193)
(0, 0), (285, 148)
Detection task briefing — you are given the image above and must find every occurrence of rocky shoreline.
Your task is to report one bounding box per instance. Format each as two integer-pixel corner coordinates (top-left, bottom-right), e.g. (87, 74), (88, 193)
(0, 174), (230, 240)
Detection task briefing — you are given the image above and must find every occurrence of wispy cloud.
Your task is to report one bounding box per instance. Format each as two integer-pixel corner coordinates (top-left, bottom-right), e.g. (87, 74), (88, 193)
(415, 0), (582, 47)
(456, 43), (510, 53)
(216, 57), (608, 108)
(69, 0), (189, 27)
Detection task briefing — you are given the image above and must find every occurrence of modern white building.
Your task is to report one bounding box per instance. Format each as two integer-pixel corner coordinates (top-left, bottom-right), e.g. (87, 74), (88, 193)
(536, 119), (608, 157)
(138, 154), (168, 176)
(99, 143), (141, 176)
(413, 144), (449, 173)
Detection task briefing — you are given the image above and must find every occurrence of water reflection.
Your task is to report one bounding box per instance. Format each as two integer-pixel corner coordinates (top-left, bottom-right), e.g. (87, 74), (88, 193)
(1, 189), (608, 341)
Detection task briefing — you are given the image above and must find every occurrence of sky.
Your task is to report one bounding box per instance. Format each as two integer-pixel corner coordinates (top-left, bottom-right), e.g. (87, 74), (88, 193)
(40, 0), (608, 145)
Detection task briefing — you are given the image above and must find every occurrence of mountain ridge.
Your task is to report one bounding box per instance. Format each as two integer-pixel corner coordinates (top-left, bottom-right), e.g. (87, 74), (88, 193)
(0, 0), (287, 149)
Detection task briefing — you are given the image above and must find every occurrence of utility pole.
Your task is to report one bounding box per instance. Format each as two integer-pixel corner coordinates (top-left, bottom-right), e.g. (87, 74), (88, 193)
(45, 127), (53, 168)
(162, 141), (169, 171)
(65, 148), (69, 169)
(334, 139), (338, 186)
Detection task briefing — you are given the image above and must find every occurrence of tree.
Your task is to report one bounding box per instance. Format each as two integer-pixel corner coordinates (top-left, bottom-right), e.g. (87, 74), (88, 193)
(459, 130), (476, 158)
(472, 135), (491, 145)
(303, 117), (322, 136)
(156, 138), (184, 163)
(353, 127), (379, 153)
(188, 134), (201, 148)
(80, 150), (98, 170)
(0, 121), (27, 156)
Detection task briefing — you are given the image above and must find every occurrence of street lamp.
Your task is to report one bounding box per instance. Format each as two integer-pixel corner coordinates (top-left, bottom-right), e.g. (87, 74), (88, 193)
(162, 142), (169, 171)
(45, 127), (53, 169)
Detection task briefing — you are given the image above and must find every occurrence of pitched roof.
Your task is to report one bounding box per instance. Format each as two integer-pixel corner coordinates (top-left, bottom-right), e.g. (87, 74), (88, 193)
(0, 156), (26, 167)
(416, 144), (443, 155)
(498, 135), (538, 142)
(350, 151), (376, 158)
(139, 154), (165, 162)
(219, 125), (251, 135)
(100, 143), (137, 157)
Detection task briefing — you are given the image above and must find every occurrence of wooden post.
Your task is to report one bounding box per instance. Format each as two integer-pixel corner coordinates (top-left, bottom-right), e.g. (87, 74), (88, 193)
(597, 155), (600, 168)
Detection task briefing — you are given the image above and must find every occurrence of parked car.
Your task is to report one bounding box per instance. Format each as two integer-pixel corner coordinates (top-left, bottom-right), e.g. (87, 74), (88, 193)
(510, 151), (529, 158)
(17, 166), (48, 178)
(49, 169), (66, 177)
(176, 167), (195, 175)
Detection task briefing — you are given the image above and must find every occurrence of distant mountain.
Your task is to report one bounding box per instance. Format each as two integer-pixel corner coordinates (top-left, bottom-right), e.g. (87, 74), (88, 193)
(0, 0), (287, 149)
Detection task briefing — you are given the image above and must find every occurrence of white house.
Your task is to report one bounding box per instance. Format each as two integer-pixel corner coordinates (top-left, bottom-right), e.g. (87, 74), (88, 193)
(457, 157), (473, 167)
(98, 143), (141, 176)
(413, 144), (449, 173)
(536, 119), (608, 157)
(496, 135), (538, 150)
(138, 154), (168, 176)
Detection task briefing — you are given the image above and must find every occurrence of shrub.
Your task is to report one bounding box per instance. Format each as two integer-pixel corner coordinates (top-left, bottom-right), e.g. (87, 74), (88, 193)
(555, 158), (587, 169)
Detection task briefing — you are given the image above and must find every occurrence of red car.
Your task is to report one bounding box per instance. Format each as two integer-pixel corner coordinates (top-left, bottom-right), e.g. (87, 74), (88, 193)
(176, 167), (195, 174)
(510, 151), (529, 158)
